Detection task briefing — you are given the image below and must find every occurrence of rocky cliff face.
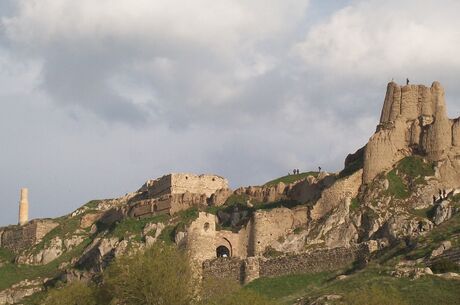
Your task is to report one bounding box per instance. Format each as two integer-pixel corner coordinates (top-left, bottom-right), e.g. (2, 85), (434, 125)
(364, 82), (460, 187)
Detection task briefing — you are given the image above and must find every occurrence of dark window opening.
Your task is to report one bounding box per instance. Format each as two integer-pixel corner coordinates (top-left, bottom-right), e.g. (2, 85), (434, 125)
(216, 245), (230, 258)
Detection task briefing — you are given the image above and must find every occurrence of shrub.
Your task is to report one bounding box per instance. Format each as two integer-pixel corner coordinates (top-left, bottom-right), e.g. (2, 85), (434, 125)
(41, 282), (97, 305)
(102, 244), (192, 305)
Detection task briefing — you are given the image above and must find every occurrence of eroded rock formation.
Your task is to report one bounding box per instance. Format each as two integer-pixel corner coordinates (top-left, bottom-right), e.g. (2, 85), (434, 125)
(364, 82), (460, 186)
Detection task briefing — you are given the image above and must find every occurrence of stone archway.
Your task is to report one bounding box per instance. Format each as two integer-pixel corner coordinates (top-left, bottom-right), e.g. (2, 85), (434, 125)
(216, 237), (233, 258)
(216, 245), (231, 258)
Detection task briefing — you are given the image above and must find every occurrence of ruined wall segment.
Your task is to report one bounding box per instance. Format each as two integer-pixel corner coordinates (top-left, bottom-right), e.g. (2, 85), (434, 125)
(187, 212), (248, 264)
(363, 81), (460, 184)
(142, 173), (228, 199)
(170, 174), (228, 197)
(130, 173), (230, 217)
(249, 207), (308, 256)
(202, 246), (365, 284)
(0, 220), (58, 253)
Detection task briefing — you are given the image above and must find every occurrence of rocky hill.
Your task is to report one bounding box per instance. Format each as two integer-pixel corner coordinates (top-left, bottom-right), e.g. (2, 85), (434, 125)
(1, 82), (460, 305)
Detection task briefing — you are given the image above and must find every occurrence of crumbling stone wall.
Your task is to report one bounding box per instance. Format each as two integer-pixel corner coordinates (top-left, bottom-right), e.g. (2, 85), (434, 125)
(259, 246), (359, 277)
(187, 212), (247, 263)
(249, 207), (308, 256)
(187, 208), (310, 263)
(202, 258), (244, 283)
(129, 173), (229, 218)
(170, 174), (228, 197)
(141, 174), (228, 199)
(0, 220), (58, 253)
(202, 246), (364, 284)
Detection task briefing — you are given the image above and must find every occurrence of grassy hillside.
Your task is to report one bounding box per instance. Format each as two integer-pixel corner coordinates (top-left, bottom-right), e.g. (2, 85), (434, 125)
(264, 172), (318, 187)
(246, 267), (460, 305)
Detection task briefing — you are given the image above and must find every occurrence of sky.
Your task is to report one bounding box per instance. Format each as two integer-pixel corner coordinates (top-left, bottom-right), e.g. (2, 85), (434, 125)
(1, 0), (460, 226)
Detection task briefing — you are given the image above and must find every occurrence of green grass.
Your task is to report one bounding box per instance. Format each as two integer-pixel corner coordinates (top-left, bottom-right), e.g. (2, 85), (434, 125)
(397, 156), (434, 179)
(246, 272), (333, 301)
(386, 170), (410, 199)
(385, 157), (435, 200)
(83, 200), (102, 210)
(264, 172), (318, 187)
(0, 247), (15, 263)
(246, 268), (460, 305)
(31, 216), (82, 254)
(157, 225), (175, 245)
(350, 197), (360, 211)
(224, 194), (250, 206)
(0, 238), (92, 291)
(109, 214), (170, 241)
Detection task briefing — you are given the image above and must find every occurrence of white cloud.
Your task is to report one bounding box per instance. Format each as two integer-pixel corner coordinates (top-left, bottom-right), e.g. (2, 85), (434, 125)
(295, 0), (460, 79)
(1, 0), (310, 123)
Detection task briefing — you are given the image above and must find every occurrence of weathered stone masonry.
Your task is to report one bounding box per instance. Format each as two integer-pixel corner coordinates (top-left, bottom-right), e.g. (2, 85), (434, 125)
(202, 246), (365, 283)
(0, 220), (58, 253)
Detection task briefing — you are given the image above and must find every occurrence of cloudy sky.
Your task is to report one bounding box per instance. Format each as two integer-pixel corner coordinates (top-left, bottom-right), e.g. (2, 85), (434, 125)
(1, 0), (460, 226)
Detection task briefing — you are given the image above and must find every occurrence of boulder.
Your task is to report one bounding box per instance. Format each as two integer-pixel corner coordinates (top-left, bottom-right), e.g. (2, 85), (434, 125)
(433, 201), (452, 225)
(430, 241), (452, 258)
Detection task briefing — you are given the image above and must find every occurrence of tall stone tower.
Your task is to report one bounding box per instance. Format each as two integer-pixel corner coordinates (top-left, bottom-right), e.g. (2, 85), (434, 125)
(18, 188), (29, 226)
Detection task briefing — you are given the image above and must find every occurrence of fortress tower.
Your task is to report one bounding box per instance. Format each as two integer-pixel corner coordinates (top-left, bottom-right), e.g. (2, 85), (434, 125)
(18, 188), (29, 226)
(363, 81), (460, 185)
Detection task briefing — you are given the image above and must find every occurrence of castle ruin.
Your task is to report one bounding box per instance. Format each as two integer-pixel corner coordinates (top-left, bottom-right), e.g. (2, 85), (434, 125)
(363, 82), (460, 185)
(127, 173), (229, 217)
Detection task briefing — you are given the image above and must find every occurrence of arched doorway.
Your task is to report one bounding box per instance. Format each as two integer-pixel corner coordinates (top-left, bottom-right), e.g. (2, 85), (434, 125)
(216, 245), (230, 258)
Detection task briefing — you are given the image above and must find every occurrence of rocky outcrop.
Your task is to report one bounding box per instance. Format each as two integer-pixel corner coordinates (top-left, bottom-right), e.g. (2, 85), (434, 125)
(430, 241), (452, 258)
(234, 182), (289, 204)
(306, 197), (358, 248)
(208, 188), (233, 206)
(310, 170), (362, 220)
(364, 82), (460, 185)
(0, 278), (44, 305)
(433, 200), (453, 225)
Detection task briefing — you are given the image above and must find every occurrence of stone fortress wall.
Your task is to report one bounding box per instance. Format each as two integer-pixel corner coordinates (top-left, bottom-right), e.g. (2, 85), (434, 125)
(0, 220), (58, 253)
(129, 174), (229, 218)
(143, 173), (228, 198)
(187, 209), (310, 265)
(202, 246), (365, 284)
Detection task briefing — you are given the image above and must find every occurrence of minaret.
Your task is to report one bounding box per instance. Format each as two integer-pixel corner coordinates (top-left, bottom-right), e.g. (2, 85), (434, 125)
(18, 188), (29, 226)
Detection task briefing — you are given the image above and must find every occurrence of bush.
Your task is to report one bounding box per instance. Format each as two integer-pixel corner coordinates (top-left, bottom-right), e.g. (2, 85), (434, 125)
(41, 282), (97, 305)
(102, 244), (192, 305)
